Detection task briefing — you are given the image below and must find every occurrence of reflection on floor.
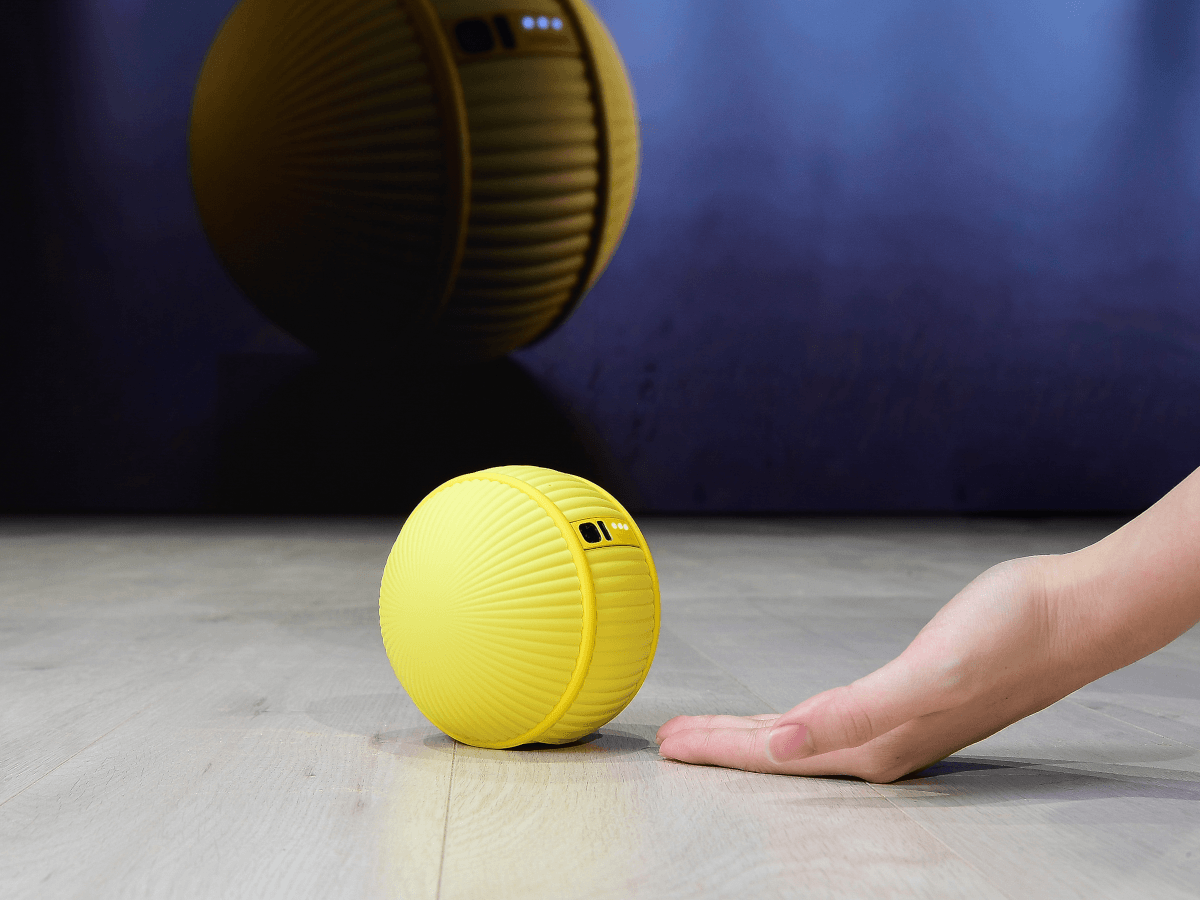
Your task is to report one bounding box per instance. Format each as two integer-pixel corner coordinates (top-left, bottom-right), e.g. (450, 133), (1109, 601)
(3, 516), (1199, 899)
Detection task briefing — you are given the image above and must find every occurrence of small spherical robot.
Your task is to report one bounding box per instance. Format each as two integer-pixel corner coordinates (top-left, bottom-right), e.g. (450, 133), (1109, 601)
(379, 466), (660, 747)
(189, 0), (639, 362)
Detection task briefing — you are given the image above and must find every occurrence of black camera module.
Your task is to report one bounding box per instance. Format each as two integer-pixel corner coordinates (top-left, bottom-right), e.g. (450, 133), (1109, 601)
(455, 18), (495, 53)
(578, 522), (602, 544)
(493, 15), (517, 49)
(596, 520), (612, 541)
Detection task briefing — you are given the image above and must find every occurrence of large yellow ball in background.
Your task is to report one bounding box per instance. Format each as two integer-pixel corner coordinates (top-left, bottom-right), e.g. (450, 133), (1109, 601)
(379, 466), (659, 748)
(189, 0), (639, 363)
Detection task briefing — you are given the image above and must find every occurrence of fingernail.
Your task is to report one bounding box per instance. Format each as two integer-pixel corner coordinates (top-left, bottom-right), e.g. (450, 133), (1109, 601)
(767, 723), (811, 762)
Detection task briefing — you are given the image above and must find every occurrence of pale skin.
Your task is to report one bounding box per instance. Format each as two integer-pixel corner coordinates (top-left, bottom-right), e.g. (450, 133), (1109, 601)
(656, 465), (1200, 784)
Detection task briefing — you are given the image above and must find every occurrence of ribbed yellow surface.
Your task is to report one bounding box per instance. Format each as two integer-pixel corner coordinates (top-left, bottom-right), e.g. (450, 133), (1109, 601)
(437, 52), (600, 359)
(540, 544), (657, 742)
(379, 466), (659, 748)
(570, 0), (640, 295)
(430, 0), (640, 358)
(380, 477), (587, 747)
(191, 0), (639, 361)
(486, 466), (660, 744)
(499, 463), (631, 522)
(190, 0), (453, 350)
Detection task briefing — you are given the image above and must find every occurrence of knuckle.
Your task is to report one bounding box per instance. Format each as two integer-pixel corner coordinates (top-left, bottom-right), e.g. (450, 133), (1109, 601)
(737, 730), (756, 769)
(856, 750), (910, 784)
(861, 766), (904, 784)
(695, 729), (717, 762)
(824, 686), (878, 748)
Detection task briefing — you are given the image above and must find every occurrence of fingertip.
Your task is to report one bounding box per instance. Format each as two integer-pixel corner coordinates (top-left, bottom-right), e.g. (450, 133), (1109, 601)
(655, 716), (684, 745)
(657, 734), (680, 760)
(658, 724), (774, 772)
(658, 732), (704, 765)
(656, 714), (703, 745)
(657, 728), (704, 763)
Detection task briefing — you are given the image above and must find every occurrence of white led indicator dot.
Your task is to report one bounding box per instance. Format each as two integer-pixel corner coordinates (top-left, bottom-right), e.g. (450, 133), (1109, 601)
(522, 15), (535, 29)
(551, 17), (563, 30)
(537, 15), (549, 29)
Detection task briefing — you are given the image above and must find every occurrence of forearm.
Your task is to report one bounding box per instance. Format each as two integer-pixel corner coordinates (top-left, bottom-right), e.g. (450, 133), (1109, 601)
(1056, 464), (1200, 678)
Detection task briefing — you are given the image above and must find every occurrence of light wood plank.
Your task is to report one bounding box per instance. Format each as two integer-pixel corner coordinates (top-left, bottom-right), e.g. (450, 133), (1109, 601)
(0, 518), (400, 806)
(1070, 644), (1200, 750)
(0, 518), (449, 900)
(642, 517), (1119, 604)
(641, 521), (1200, 899)
(0, 624), (450, 900)
(877, 698), (1200, 900)
(1, 613), (196, 805)
(6, 516), (1200, 900)
(438, 626), (1009, 900)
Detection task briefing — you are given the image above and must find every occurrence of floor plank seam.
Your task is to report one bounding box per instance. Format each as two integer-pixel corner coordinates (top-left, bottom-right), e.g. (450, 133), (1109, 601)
(729, 602), (1016, 898)
(866, 784), (1019, 900)
(0, 688), (177, 811)
(749, 596), (908, 666)
(1062, 695), (1200, 753)
(660, 625), (780, 714)
(434, 739), (457, 900)
(9, 520), (1199, 898)
(667, 622), (1014, 897)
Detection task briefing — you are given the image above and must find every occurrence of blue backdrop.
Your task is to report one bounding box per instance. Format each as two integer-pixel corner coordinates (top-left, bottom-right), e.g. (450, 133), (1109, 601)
(4, 0), (1200, 511)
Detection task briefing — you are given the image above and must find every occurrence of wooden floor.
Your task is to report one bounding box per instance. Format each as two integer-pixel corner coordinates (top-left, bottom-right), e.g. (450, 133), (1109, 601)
(3, 516), (1200, 899)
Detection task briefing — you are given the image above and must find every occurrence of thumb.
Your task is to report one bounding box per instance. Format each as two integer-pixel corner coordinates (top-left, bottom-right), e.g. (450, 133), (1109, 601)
(768, 656), (945, 761)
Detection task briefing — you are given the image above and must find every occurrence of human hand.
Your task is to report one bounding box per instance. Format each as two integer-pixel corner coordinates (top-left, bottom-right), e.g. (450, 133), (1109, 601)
(657, 465), (1200, 783)
(656, 554), (1110, 783)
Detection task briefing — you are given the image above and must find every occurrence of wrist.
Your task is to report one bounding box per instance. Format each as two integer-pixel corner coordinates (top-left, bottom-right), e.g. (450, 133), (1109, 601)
(1051, 532), (1198, 682)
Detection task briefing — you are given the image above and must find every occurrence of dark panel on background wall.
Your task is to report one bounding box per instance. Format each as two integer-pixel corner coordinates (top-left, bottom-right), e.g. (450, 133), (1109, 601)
(2, 0), (1200, 512)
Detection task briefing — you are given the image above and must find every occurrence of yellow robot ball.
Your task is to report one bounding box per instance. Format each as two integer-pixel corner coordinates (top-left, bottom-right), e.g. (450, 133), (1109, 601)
(189, 0), (639, 363)
(378, 466), (660, 748)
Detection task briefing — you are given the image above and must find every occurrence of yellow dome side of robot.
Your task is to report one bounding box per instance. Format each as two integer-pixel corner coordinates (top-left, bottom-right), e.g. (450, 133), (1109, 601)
(189, 0), (460, 352)
(379, 466), (659, 748)
(379, 474), (595, 747)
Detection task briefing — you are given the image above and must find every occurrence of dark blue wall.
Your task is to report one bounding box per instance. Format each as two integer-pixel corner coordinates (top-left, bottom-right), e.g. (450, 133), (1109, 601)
(4, 0), (1200, 511)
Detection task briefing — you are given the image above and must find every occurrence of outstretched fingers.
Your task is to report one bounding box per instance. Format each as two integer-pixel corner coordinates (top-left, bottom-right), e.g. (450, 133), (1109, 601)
(657, 721), (780, 772)
(656, 719), (878, 777)
(659, 653), (958, 773)
(655, 714), (778, 745)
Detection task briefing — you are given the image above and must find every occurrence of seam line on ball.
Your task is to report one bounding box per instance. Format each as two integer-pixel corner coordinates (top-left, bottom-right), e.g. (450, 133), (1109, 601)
(442, 468), (598, 746)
